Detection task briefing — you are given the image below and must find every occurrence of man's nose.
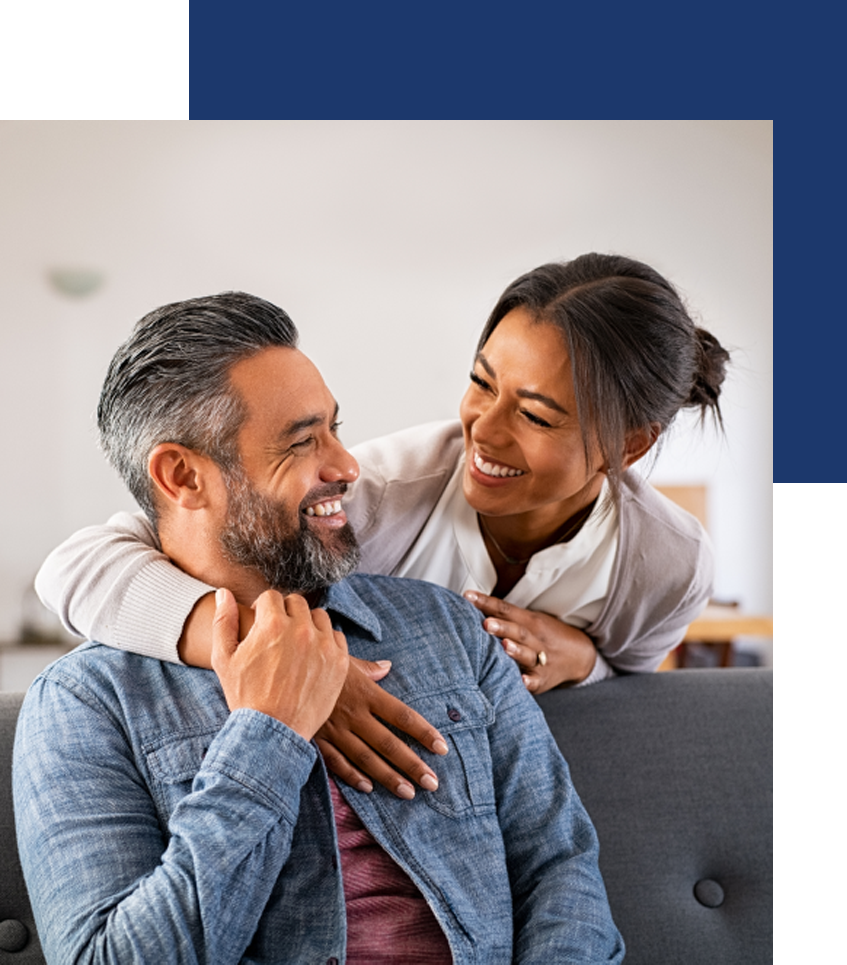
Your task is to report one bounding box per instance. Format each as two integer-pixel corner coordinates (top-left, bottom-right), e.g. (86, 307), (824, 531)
(320, 440), (359, 484)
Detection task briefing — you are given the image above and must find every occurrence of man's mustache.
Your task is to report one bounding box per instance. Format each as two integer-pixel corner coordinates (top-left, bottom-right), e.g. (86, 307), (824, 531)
(298, 482), (350, 513)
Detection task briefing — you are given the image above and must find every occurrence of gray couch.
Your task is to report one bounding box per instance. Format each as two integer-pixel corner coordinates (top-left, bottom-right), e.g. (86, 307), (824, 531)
(0, 667), (772, 963)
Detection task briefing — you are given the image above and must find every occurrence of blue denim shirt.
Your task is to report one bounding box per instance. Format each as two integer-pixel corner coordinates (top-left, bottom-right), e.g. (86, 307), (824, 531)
(14, 574), (624, 964)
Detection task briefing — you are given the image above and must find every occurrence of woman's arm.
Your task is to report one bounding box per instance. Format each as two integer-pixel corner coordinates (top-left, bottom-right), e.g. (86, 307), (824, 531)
(35, 511), (213, 662)
(35, 513), (448, 796)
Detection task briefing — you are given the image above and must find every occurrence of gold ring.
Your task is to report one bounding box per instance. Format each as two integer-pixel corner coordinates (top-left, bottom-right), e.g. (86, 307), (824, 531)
(537, 651), (547, 667)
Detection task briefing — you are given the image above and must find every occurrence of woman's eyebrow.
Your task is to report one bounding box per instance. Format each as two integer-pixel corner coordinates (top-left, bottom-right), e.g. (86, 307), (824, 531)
(516, 388), (567, 415)
(476, 351), (567, 414)
(476, 352), (496, 379)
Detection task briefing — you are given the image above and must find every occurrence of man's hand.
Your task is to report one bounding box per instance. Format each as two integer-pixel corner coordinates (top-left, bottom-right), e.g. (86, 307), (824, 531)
(212, 587), (349, 742)
(463, 591), (596, 692)
(315, 658), (449, 800)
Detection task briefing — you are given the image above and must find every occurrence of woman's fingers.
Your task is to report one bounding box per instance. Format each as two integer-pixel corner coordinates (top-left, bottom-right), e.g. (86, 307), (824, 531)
(464, 590), (517, 620)
(464, 590), (597, 692)
(314, 736), (374, 794)
(349, 654), (393, 682)
(320, 660), (448, 798)
(317, 717), (435, 799)
(499, 635), (541, 672)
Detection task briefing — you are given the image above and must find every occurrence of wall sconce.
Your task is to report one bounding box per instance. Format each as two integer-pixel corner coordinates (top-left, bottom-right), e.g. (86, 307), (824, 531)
(48, 268), (105, 297)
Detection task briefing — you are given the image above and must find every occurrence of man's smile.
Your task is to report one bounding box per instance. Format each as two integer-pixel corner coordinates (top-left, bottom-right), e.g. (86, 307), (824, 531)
(304, 498), (343, 518)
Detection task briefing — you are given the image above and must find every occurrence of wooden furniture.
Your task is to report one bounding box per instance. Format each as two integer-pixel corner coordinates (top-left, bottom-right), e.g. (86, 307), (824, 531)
(653, 484), (772, 670)
(658, 604), (774, 670)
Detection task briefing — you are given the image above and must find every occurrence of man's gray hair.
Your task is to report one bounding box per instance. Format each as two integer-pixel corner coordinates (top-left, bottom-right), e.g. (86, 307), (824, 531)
(98, 292), (299, 525)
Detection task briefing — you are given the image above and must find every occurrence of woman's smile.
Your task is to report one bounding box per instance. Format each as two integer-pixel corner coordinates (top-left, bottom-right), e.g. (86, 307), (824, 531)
(460, 307), (605, 530)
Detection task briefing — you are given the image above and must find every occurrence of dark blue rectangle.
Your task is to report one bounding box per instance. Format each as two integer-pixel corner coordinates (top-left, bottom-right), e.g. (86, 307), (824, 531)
(189, 2), (761, 120)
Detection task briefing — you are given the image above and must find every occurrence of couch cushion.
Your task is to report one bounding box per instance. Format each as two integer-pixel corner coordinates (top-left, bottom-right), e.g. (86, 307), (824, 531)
(0, 692), (44, 963)
(537, 668), (772, 965)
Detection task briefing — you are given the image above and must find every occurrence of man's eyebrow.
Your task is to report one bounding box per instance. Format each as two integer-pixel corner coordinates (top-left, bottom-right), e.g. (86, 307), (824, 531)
(276, 402), (340, 442)
(476, 352), (568, 415)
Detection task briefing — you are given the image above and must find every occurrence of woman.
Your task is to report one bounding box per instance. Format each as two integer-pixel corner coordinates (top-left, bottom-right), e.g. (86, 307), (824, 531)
(348, 255), (727, 691)
(36, 253), (729, 789)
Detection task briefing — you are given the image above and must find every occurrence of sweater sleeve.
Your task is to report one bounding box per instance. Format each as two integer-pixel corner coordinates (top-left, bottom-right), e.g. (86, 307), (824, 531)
(587, 476), (715, 674)
(348, 421), (464, 576)
(34, 512), (214, 663)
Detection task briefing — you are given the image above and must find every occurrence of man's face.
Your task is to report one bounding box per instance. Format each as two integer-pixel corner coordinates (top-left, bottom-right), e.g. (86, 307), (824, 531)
(218, 346), (361, 595)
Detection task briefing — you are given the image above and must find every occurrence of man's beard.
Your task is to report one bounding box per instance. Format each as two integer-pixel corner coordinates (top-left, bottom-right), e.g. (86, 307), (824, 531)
(218, 471), (361, 596)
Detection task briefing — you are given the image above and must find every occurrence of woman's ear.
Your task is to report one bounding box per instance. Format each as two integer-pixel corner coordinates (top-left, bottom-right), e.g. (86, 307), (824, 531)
(148, 443), (218, 511)
(622, 422), (661, 469)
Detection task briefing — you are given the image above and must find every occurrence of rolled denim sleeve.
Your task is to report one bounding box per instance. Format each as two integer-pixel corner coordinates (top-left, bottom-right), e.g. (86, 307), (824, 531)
(477, 632), (625, 963)
(13, 676), (316, 965)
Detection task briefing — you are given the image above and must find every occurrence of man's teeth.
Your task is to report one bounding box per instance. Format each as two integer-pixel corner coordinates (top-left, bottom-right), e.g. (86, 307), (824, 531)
(305, 500), (343, 517)
(474, 453), (524, 478)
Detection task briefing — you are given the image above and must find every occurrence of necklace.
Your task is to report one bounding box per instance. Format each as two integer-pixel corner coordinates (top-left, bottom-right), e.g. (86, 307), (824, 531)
(478, 501), (596, 567)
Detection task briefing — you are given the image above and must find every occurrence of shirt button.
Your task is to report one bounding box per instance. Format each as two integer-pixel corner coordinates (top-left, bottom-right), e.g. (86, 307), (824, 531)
(447, 708), (462, 722)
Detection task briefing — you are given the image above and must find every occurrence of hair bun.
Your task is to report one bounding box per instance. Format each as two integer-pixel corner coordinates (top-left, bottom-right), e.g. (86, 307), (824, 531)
(688, 327), (730, 416)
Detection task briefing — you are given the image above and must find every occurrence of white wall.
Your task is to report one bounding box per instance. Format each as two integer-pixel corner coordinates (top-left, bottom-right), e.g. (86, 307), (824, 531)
(0, 120), (772, 645)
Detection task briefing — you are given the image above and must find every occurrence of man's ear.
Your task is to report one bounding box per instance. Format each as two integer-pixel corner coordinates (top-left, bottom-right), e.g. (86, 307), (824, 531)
(148, 443), (220, 511)
(621, 422), (662, 470)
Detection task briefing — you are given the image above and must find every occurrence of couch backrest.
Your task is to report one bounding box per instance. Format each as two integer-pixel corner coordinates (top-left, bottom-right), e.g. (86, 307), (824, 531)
(2, 669), (771, 964)
(0, 692), (43, 963)
(536, 667), (772, 965)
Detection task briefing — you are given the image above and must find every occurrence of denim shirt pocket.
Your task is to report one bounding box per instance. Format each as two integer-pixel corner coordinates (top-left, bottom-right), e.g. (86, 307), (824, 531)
(143, 729), (221, 822)
(402, 688), (496, 818)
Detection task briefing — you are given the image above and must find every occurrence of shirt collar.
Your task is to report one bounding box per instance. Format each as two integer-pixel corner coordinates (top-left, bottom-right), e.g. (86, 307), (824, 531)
(320, 578), (383, 642)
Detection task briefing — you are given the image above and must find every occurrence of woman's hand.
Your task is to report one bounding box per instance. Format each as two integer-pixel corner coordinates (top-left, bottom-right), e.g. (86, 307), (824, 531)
(315, 656), (449, 800)
(193, 593), (448, 799)
(463, 591), (597, 693)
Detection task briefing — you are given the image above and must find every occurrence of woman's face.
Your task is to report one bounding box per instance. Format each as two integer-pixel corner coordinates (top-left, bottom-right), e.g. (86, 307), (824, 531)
(459, 307), (606, 527)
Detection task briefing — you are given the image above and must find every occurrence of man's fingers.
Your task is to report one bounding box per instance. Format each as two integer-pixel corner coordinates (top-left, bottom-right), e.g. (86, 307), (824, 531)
(309, 606), (332, 631)
(247, 588), (288, 633)
(282, 592), (310, 618)
(211, 588), (240, 664)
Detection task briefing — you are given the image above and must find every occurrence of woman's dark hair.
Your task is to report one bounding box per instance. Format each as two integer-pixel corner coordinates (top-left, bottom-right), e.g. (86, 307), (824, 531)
(477, 253), (730, 502)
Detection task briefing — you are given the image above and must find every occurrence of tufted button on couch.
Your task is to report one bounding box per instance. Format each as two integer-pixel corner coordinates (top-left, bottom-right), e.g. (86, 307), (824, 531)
(536, 667), (772, 964)
(1, 668), (771, 964)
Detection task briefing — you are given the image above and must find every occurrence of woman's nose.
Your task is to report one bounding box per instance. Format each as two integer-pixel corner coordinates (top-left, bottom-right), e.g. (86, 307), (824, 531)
(471, 398), (510, 448)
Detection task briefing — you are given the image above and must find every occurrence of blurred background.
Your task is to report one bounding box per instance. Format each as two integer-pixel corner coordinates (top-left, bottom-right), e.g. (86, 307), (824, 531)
(0, 119), (772, 683)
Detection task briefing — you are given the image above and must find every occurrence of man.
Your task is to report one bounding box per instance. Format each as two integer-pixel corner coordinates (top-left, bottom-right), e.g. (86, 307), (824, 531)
(14, 292), (624, 963)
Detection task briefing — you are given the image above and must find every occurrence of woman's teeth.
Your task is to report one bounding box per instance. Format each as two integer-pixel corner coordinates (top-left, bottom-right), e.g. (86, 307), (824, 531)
(474, 453), (524, 478)
(305, 500), (343, 517)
